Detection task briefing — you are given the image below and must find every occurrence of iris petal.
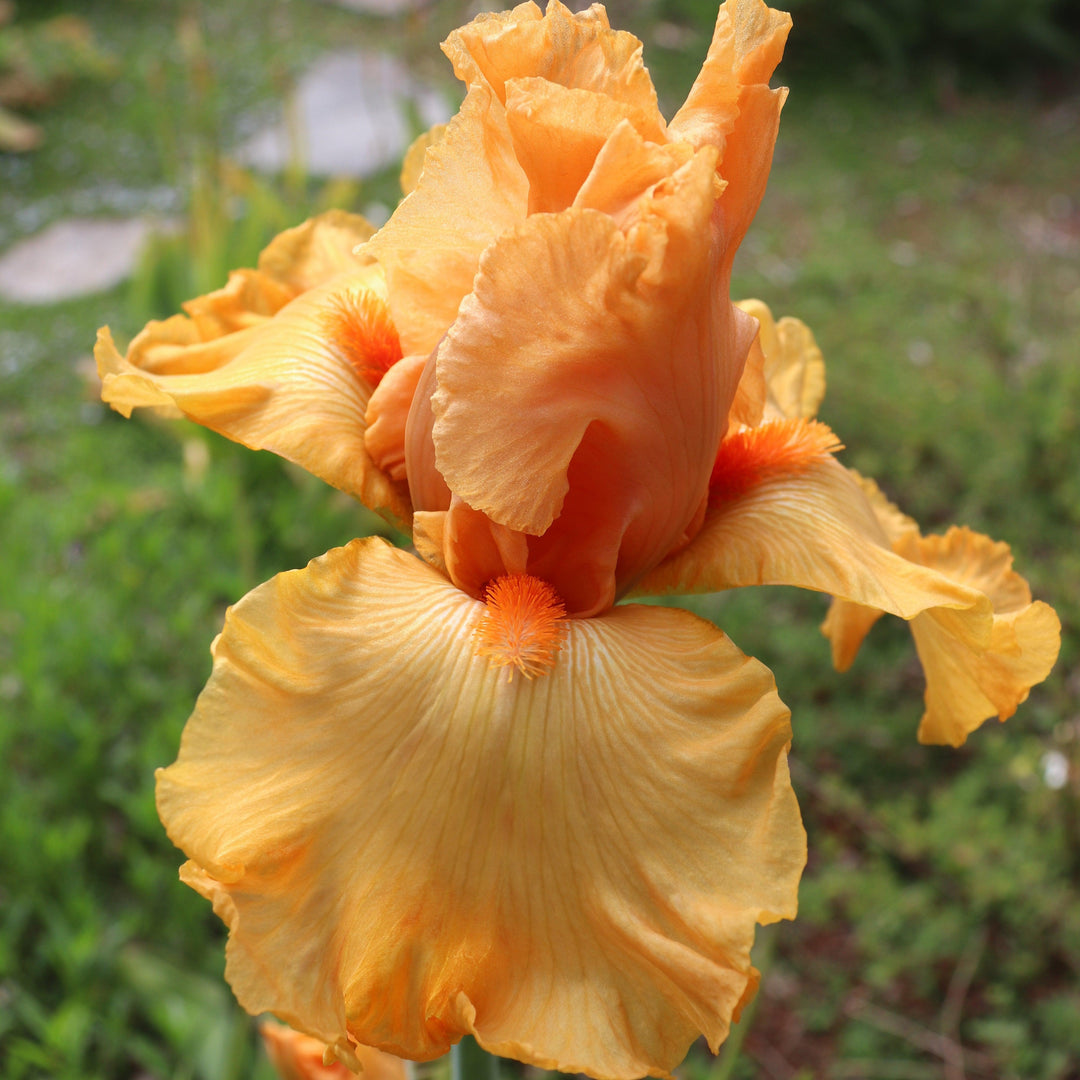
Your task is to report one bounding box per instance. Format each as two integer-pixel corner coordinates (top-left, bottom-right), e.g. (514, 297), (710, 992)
(670, 0), (791, 256)
(735, 299), (826, 422)
(429, 150), (736, 611)
(157, 538), (804, 1079)
(636, 455), (988, 629)
(821, 477), (1060, 745)
(260, 1021), (406, 1080)
(443, 0), (664, 137)
(366, 87), (529, 357)
(505, 79), (658, 214)
(910, 530), (1060, 746)
(255, 209), (376, 294)
(97, 270), (411, 526)
(669, 0), (790, 154)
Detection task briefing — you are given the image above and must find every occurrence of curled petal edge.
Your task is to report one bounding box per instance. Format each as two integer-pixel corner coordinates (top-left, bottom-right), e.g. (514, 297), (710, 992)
(158, 538), (805, 1079)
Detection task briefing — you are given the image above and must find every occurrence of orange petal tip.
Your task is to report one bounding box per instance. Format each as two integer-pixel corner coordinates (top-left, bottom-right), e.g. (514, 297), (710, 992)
(473, 573), (568, 679)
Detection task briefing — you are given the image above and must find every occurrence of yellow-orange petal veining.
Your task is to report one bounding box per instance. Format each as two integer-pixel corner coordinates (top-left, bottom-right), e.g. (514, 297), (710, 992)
(157, 538), (805, 1080)
(637, 451), (988, 635)
(97, 270), (412, 527)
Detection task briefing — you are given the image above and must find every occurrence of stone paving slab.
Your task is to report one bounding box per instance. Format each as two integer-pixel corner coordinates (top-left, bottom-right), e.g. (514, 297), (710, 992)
(0, 217), (162, 305)
(1, 47), (453, 305)
(236, 50), (453, 178)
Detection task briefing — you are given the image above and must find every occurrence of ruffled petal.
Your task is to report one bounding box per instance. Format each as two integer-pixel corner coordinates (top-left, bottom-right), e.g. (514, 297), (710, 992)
(255, 209), (375, 294)
(735, 299), (826, 421)
(910, 529), (1061, 745)
(816, 471), (918, 669)
(443, 0), (664, 141)
(179, 268), (296, 340)
(505, 79), (659, 214)
(821, 484), (1061, 746)
(399, 124), (447, 197)
(97, 270), (411, 525)
(366, 87), (529, 357)
(158, 538), (804, 1079)
(635, 450), (989, 631)
(573, 120), (698, 223)
(109, 210), (375, 382)
(669, 0), (790, 156)
(428, 151), (740, 605)
(669, 0), (790, 257)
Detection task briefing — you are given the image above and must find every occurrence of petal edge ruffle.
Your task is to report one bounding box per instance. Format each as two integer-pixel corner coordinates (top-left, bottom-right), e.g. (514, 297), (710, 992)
(97, 271), (412, 526)
(157, 538), (804, 1079)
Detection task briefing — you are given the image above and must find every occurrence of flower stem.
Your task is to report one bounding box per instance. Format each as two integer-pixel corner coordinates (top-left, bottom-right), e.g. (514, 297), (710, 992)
(450, 1037), (499, 1080)
(712, 924), (777, 1080)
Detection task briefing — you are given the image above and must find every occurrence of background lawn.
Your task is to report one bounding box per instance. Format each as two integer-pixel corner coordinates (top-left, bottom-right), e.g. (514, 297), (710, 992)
(1, 1), (1078, 1078)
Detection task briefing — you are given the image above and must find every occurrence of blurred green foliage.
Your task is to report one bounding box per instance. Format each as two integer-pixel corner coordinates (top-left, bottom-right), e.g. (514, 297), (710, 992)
(0, 1), (115, 151)
(1, 0), (1078, 1078)
(653, 0), (1080, 84)
(127, 161), (364, 328)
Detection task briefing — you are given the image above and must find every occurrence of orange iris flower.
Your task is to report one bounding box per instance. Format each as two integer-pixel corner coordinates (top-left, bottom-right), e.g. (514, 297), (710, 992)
(94, 2), (1059, 1078)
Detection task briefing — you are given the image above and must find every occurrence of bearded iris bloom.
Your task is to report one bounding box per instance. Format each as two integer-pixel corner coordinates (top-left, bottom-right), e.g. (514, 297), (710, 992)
(95, 1), (1059, 1078)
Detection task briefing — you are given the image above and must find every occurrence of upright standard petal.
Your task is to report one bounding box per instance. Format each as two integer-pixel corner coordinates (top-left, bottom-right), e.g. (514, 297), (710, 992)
(504, 78), (660, 214)
(399, 124), (447, 196)
(443, 0), (664, 139)
(424, 148), (759, 615)
(365, 87), (529, 357)
(97, 270), (411, 526)
(670, 0), (790, 258)
(157, 538), (804, 1079)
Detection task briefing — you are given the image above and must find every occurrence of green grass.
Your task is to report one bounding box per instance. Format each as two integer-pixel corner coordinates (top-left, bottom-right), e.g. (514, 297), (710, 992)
(1, 2), (1078, 1078)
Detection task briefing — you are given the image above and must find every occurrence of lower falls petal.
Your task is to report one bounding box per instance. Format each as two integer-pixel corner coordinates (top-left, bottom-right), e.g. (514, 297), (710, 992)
(825, 522), (1061, 747)
(821, 476), (1060, 746)
(636, 453), (987, 627)
(97, 270), (412, 527)
(156, 538), (805, 1080)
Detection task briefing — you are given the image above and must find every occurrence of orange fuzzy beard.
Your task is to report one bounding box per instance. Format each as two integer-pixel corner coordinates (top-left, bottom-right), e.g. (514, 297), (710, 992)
(324, 289), (403, 387)
(473, 574), (568, 679)
(710, 418), (843, 503)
